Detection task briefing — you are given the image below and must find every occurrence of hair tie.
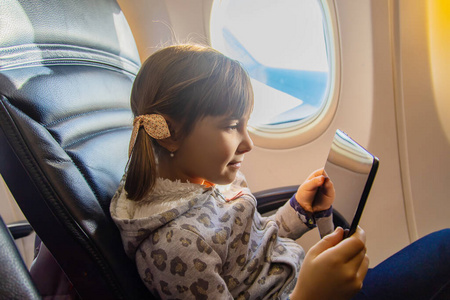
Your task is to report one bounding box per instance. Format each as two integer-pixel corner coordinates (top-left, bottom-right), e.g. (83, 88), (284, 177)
(128, 114), (171, 157)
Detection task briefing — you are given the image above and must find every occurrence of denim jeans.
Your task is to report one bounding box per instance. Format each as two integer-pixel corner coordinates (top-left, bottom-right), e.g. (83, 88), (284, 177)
(353, 229), (450, 300)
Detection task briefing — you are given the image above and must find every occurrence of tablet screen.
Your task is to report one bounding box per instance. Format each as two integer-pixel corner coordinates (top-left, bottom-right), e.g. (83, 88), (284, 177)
(324, 130), (379, 236)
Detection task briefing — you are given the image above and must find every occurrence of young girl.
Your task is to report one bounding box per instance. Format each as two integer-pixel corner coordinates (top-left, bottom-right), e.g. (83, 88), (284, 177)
(110, 44), (449, 300)
(110, 44), (367, 300)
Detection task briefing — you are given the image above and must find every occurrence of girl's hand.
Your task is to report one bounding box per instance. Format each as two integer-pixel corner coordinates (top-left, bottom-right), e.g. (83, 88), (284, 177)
(291, 227), (369, 300)
(296, 168), (335, 213)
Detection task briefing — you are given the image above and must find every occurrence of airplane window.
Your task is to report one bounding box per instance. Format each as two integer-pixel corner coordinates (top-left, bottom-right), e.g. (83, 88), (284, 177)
(210, 0), (338, 148)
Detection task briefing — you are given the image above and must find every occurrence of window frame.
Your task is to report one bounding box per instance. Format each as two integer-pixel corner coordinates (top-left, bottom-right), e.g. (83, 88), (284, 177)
(209, 0), (341, 149)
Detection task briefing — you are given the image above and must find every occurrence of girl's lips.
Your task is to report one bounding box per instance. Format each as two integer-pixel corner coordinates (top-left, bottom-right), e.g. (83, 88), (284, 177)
(228, 161), (242, 168)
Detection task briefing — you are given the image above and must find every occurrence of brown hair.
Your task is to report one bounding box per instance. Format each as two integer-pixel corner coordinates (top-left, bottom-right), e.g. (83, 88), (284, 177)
(125, 44), (254, 201)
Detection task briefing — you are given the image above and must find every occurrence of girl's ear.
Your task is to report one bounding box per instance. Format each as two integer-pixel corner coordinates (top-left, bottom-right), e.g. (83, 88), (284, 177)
(156, 118), (181, 153)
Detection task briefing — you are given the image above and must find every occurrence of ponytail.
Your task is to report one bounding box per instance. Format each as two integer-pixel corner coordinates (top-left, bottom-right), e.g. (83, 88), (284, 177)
(124, 129), (158, 201)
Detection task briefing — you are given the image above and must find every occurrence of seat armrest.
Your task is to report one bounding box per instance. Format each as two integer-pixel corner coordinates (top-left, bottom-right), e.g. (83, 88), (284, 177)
(254, 186), (349, 229)
(254, 185), (299, 214)
(7, 220), (34, 240)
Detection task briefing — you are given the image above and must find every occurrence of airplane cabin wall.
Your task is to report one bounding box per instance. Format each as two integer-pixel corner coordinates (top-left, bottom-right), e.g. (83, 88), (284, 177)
(393, 0), (450, 240)
(117, 0), (213, 61)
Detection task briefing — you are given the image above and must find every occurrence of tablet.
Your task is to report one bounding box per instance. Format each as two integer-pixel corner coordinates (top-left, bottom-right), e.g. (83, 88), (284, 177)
(324, 129), (379, 238)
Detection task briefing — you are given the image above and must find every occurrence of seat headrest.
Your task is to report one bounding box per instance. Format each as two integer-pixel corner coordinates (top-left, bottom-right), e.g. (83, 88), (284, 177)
(0, 0), (140, 74)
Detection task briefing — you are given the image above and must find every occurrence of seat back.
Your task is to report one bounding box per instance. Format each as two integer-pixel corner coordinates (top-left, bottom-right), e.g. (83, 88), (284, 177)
(0, 0), (154, 298)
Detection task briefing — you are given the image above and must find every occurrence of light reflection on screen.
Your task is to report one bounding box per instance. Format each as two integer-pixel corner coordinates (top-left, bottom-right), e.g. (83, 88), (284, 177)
(324, 130), (378, 230)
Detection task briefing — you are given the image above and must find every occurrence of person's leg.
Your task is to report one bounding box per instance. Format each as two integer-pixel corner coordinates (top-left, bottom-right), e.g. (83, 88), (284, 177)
(353, 229), (450, 300)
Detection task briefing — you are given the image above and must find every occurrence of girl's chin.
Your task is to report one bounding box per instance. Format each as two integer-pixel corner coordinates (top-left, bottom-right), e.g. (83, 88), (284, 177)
(210, 173), (237, 186)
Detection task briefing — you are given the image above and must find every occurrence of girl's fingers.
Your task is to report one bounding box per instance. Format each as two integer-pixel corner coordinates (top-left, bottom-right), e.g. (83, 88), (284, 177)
(357, 254), (370, 282)
(323, 176), (333, 189)
(346, 245), (367, 272)
(308, 227), (344, 257)
(331, 234), (366, 262)
(352, 226), (366, 244)
(307, 168), (325, 180)
(301, 175), (326, 192)
(351, 253), (370, 292)
(320, 177), (335, 196)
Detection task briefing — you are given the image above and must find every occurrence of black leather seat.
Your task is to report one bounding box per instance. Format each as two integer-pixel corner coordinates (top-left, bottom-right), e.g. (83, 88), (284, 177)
(0, 0), (154, 298)
(0, 215), (41, 300)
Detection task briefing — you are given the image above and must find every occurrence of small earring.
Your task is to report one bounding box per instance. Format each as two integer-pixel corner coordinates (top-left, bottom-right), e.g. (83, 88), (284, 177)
(170, 152), (174, 158)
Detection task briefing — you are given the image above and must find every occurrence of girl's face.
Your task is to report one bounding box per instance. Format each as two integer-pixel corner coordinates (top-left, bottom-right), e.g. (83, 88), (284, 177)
(171, 114), (253, 185)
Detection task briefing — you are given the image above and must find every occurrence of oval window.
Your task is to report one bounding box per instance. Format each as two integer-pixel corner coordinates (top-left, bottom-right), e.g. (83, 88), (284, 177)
(210, 0), (339, 148)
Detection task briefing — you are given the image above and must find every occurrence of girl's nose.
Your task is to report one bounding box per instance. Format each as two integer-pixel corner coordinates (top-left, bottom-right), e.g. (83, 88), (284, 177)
(238, 130), (253, 154)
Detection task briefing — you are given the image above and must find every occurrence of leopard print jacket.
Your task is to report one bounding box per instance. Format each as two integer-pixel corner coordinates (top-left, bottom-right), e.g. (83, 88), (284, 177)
(111, 173), (325, 300)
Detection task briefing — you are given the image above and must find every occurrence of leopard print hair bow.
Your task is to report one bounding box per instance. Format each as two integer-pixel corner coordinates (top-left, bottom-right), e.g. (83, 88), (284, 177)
(128, 114), (171, 157)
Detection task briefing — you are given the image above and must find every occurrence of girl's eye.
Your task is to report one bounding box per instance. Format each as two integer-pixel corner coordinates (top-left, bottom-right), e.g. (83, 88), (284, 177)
(227, 123), (239, 130)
